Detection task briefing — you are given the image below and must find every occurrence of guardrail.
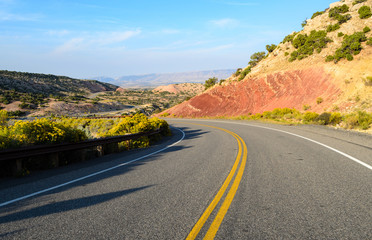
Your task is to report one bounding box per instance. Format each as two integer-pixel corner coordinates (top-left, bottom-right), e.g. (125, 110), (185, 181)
(0, 129), (161, 176)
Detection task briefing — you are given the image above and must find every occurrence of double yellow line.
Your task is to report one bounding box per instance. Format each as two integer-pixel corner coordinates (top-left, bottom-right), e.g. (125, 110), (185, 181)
(184, 123), (248, 240)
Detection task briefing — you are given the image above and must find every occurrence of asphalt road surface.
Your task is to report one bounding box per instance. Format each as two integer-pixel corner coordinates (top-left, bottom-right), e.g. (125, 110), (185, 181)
(0, 119), (371, 239)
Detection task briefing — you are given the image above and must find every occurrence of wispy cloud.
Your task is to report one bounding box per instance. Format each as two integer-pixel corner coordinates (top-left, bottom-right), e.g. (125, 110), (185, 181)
(0, 11), (41, 21)
(52, 29), (141, 54)
(96, 30), (141, 45)
(53, 38), (84, 53)
(209, 18), (239, 28)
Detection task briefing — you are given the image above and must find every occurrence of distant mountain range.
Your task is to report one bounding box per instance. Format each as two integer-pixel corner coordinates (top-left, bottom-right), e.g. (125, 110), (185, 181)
(92, 69), (235, 88)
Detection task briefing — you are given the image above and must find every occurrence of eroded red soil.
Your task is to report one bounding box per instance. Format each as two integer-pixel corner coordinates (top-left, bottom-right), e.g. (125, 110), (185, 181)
(164, 68), (341, 117)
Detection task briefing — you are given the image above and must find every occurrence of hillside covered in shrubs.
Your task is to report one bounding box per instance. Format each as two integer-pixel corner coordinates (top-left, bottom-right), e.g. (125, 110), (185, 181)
(0, 70), (118, 96)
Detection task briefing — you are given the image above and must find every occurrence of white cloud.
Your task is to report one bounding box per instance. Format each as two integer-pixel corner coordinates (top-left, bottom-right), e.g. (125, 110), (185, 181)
(209, 18), (239, 28)
(95, 30), (141, 45)
(52, 29), (141, 54)
(0, 11), (41, 21)
(53, 38), (84, 53)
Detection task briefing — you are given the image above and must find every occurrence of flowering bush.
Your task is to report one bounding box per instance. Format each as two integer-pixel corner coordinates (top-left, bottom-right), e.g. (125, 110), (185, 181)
(0, 112), (170, 150)
(0, 118), (87, 149)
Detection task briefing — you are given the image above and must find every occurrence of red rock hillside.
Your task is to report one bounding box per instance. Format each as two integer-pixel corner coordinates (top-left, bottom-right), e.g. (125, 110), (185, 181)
(162, 0), (372, 118)
(165, 68), (341, 117)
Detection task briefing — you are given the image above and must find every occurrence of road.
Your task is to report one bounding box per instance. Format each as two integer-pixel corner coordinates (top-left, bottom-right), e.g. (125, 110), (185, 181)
(0, 119), (371, 239)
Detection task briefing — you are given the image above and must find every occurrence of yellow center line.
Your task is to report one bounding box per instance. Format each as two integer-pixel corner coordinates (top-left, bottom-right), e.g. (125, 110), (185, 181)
(180, 123), (248, 240)
(203, 132), (248, 239)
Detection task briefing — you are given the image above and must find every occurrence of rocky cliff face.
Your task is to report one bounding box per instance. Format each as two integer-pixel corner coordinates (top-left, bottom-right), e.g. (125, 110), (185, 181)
(163, 0), (372, 117)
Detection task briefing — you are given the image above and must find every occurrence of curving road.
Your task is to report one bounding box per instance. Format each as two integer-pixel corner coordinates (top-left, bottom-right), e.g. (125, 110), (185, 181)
(0, 119), (371, 239)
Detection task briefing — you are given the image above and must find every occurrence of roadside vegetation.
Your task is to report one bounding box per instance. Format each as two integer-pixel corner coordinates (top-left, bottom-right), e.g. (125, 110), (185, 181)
(0, 111), (170, 150)
(230, 108), (372, 131)
(0, 111), (171, 177)
(162, 108), (372, 131)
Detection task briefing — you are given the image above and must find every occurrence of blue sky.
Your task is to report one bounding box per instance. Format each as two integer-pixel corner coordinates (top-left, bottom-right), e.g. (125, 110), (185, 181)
(0, 0), (336, 78)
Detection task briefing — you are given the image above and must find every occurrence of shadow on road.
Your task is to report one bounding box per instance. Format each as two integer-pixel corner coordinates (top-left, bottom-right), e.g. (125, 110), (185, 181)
(0, 126), (208, 218)
(0, 185), (152, 224)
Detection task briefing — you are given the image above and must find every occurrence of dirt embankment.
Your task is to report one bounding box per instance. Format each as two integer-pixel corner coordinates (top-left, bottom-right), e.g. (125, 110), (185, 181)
(164, 67), (341, 117)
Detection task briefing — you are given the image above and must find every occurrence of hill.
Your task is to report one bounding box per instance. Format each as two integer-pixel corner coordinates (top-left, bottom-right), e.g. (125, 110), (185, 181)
(152, 83), (204, 95)
(0, 70), (119, 116)
(0, 70), (201, 117)
(0, 70), (117, 96)
(93, 69), (235, 88)
(162, 0), (372, 118)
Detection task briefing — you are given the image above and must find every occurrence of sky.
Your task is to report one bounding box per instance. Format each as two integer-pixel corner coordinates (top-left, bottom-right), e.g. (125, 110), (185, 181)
(0, 0), (336, 79)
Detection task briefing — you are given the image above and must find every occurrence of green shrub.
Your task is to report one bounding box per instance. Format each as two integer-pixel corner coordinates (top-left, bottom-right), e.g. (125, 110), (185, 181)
(271, 108), (300, 119)
(303, 112), (319, 123)
(311, 11), (325, 19)
(316, 97), (323, 104)
(329, 4), (351, 24)
(0, 110), (8, 127)
(353, 0), (367, 5)
(329, 112), (342, 125)
(338, 32), (344, 37)
(289, 30), (332, 61)
(367, 38), (372, 46)
(363, 76), (372, 86)
(204, 77), (218, 90)
(249, 52), (266, 67)
(327, 23), (340, 32)
(282, 32), (297, 43)
(301, 20), (308, 28)
(235, 68), (242, 76)
(357, 111), (372, 129)
(330, 4), (349, 15)
(331, 32), (367, 62)
(238, 66), (252, 81)
(316, 112), (331, 125)
(160, 112), (170, 117)
(363, 26), (371, 33)
(266, 44), (277, 53)
(292, 34), (308, 48)
(358, 6), (372, 19)
(303, 105), (311, 111)
(325, 55), (335, 62)
(344, 111), (372, 129)
(346, 54), (354, 61)
(289, 51), (298, 62)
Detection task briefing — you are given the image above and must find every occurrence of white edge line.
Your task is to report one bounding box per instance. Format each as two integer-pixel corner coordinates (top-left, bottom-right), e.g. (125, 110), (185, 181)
(0, 128), (186, 208)
(171, 119), (372, 171)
